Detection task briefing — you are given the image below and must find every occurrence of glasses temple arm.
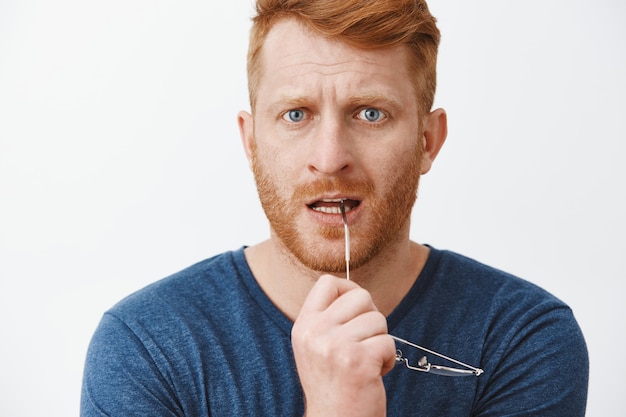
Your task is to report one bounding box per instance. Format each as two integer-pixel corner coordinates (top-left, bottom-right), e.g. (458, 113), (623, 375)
(391, 335), (484, 376)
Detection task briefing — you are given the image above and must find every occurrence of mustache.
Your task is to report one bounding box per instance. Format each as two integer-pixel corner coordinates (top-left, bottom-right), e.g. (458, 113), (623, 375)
(291, 177), (375, 201)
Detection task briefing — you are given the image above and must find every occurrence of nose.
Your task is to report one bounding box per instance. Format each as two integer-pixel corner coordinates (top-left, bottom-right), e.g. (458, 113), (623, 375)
(306, 116), (353, 176)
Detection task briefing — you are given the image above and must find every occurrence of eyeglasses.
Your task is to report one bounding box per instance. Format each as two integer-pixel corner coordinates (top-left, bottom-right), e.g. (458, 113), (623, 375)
(339, 200), (483, 377)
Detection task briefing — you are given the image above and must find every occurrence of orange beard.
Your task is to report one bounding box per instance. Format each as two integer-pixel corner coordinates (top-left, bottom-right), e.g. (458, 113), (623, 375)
(251, 141), (422, 274)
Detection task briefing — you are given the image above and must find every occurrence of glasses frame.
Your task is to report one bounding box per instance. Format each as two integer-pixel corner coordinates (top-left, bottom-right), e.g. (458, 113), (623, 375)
(339, 200), (483, 378)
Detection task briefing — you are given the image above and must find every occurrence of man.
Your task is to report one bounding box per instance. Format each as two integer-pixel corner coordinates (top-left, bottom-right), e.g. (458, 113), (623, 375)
(81, 0), (588, 416)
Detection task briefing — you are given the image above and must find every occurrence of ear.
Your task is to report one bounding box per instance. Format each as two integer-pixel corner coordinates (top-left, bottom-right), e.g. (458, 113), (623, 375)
(420, 108), (447, 174)
(237, 110), (255, 167)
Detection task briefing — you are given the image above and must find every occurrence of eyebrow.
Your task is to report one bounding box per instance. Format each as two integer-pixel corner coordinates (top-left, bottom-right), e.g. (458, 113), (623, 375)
(271, 96), (310, 110)
(267, 91), (404, 114)
(346, 92), (403, 111)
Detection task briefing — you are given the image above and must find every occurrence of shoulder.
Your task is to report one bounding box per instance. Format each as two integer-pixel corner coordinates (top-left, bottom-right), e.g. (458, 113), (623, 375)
(431, 248), (565, 309)
(426, 248), (589, 414)
(85, 248), (253, 378)
(99, 248), (252, 339)
(416, 247), (586, 373)
(431, 248), (577, 341)
(82, 249), (248, 416)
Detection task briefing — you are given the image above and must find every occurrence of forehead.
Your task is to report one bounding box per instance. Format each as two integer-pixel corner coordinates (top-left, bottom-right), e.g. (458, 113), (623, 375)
(256, 18), (416, 107)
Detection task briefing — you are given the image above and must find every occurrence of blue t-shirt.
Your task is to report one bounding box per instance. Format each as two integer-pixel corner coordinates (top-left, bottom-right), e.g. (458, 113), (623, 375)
(81, 247), (588, 416)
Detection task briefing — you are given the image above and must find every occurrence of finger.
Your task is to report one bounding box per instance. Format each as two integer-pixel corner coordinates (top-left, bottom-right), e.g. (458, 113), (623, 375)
(333, 334), (396, 379)
(323, 286), (378, 325)
(369, 334), (396, 376)
(300, 274), (362, 314)
(331, 310), (388, 343)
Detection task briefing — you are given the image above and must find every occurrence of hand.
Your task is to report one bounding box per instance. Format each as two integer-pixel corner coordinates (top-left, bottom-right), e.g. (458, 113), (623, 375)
(291, 275), (396, 417)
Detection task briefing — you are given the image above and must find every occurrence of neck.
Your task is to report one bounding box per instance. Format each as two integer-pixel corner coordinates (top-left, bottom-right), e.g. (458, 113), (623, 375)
(244, 235), (429, 321)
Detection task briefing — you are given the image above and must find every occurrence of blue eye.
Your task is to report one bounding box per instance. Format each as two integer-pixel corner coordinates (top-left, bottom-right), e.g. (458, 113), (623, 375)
(283, 109), (305, 122)
(358, 108), (385, 122)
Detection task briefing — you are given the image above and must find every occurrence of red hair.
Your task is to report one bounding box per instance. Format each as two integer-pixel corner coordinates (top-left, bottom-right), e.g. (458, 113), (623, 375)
(247, 0), (441, 118)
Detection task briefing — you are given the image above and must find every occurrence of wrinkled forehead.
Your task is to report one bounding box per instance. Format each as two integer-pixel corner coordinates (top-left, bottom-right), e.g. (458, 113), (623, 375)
(256, 18), (415, 102)
(262, 18), (410, 69)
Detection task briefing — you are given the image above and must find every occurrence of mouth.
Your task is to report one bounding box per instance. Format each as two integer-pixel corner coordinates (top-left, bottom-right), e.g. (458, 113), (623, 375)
(307, 198), (361, 214)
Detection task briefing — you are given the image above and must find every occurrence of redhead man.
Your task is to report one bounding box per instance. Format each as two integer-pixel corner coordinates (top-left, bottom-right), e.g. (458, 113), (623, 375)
(81, 1), (588, 416)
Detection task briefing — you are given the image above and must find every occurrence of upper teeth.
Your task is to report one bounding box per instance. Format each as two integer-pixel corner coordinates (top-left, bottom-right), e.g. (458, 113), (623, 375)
(313, 206), (343, 214)
(311, 199), (353, 214)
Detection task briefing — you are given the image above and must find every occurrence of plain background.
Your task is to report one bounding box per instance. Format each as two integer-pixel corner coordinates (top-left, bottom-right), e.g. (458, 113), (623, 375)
(1, 0), (624, 415)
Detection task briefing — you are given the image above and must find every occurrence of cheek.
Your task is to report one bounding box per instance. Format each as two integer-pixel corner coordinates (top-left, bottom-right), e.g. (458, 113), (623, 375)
(251, 143), (295, 197)
(254, 132), (311, 178)
(363, 143), (421, 187)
